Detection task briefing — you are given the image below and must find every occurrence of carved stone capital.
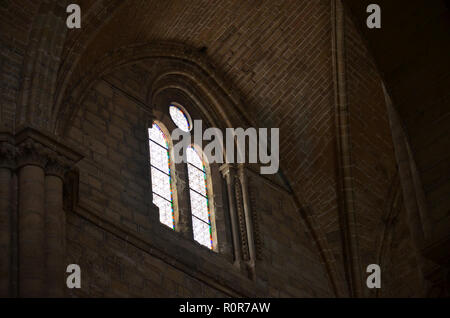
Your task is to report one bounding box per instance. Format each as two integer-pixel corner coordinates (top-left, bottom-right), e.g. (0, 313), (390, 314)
(219, 163), (237, 181)
(16, 138), (49, 169)
(0, 141), (16, 170)
(13, 127), (83, 174)
(45, 154), (71, 179)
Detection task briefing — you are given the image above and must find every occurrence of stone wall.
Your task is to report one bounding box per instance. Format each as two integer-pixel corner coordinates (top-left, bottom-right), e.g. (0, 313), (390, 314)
(64, 71), (333, 297)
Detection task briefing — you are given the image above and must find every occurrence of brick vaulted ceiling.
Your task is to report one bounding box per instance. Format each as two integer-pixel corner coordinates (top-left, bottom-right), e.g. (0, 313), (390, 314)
(62, 0), (335, 133)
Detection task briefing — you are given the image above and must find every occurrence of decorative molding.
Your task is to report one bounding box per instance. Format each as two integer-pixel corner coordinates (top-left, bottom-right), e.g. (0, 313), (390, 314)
(0, 128), (84, 173)
(234, 178), (250, 262)
(220, 163), (243, 267)
(15, 127), (83, 164)
(45, 154), (71, 179)
(331, 0), (363, 297)
(248, 178), (263, 261)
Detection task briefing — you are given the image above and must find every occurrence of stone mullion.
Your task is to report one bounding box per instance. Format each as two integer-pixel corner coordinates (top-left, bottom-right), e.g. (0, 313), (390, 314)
(176, 162), (194, 240)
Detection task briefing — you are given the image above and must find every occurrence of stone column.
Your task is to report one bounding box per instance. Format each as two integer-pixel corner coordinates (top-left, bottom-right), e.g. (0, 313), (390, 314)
(45, 155), (68, 297)
(238, 164), (256, 278)
(220, 163), (242, 268)
(16, 139), (47, 297)
(10, 127), (83, 297)
(0, 142), (15, 297)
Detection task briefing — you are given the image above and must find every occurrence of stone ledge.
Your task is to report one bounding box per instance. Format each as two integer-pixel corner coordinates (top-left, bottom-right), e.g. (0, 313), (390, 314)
(0, 127), (85, 167)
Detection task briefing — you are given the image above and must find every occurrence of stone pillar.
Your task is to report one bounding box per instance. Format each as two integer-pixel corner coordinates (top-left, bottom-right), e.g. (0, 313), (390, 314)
(220, 163), (242, 268)
(238, 164), (256, 279)
(4, 128), (83, 298)
(0, 142), (15, 297)
(16, 140), (47, 297)
(45, 155), (68, 297)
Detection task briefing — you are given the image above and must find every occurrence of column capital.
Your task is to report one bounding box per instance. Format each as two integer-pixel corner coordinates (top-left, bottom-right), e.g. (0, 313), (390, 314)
(16, 138), (49, 169)
(14, 127), (83, 171)
(45, 153), (71, 179)
(0, 141), (16, 170)
(219, 163), (237, 179)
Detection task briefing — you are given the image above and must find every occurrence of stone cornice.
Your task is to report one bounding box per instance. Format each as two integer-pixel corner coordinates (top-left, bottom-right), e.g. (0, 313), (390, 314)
(15, 127), (83, 164)
(0, 127), (83, 172)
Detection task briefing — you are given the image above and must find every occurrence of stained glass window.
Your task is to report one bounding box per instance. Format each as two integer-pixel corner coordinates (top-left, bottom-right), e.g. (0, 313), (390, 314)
(186, 147), (212, 249)
(169, 105), (190, 132)
(148, 123), (174, 229)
